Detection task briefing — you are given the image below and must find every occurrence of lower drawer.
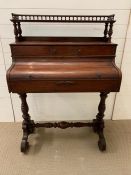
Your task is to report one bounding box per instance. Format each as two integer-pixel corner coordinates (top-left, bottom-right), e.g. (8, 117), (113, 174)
(8, 79), (121, 93)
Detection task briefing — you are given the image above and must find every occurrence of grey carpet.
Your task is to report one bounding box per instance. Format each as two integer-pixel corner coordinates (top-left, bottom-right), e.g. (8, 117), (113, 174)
(0, 120), (131, 175)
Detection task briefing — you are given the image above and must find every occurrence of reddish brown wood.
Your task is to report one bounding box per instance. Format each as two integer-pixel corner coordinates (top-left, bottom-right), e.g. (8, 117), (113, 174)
(8, 38), (121, 94)
(11, 44), (117, 56)
(9, 79), (120, 93)
(6, 13), (122, 153)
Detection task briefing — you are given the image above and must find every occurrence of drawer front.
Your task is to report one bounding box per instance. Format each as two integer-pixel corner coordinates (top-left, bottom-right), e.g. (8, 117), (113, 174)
(75, 45), (116, 56)
(9, 79), (120, 93)
(11, 45), (50, 56)
(11, 45), (116, 57)
(48, 45), (116, 56)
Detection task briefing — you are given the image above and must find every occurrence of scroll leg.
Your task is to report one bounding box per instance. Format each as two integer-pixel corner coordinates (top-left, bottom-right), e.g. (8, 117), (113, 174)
(19, 93), (35, 153)
(93, 92), (109, 151)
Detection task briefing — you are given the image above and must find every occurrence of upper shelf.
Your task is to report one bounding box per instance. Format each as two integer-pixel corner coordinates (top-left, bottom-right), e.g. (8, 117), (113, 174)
(10, 13), (116, 42)
(11, 13), (116, 23)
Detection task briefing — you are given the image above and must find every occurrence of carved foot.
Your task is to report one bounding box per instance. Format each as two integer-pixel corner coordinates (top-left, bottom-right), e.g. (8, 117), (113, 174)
(21, 139), (29, 153)
(21, 120), (35, 153)
(98, 133), (106, 151)
(92, 119), (106, 151)
(21, 130), (29, 153)
(98, 138), (106, 151)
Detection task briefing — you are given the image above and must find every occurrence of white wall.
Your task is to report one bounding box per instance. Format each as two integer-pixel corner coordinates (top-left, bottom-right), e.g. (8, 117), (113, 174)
(0, 0), (130, 122)
(113, 10), (131, 119)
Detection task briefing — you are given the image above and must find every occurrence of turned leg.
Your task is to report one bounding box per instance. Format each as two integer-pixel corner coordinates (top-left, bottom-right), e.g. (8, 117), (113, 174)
(19, 93), (34, 153)
(93, 92), (109, 151)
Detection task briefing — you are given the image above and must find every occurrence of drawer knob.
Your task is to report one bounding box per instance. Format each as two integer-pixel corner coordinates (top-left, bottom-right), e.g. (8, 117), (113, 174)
(75, 48), (81, 55)
(50, 48), (57, 55)
(78, 49), (81, 53)
(55, 80), (75, 85)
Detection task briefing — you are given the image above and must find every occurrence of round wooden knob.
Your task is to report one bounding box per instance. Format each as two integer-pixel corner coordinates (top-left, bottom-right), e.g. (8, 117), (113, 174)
(50, 48), (57, 55)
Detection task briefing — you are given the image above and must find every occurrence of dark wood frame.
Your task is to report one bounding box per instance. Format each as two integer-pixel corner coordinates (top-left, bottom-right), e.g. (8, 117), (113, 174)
(19, 92), (108, 153)
(7, 14), (121, 153)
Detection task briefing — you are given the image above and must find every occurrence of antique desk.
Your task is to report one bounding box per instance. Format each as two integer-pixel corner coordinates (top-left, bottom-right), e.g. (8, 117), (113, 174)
(7, 13), (122, 153)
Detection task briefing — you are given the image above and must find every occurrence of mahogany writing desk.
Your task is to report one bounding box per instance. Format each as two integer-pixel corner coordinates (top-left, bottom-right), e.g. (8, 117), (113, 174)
(7, 13), (122, 153)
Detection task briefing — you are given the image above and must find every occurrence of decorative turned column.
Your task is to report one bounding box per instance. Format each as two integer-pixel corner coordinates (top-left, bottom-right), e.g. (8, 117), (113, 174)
(104, 22), (108, 39)
(17, 22), (22, 39)
(96, 92), (108, 121)
(13, 22), (19, 41)
(93, 92), (109, 151)
(108, 22), (113, 42)
(19, 93), (30, 122)
(19, 93), (34, 153)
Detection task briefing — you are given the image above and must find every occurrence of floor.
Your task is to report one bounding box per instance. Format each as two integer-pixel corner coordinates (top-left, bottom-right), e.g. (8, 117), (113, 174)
(0, 120), (131, 175)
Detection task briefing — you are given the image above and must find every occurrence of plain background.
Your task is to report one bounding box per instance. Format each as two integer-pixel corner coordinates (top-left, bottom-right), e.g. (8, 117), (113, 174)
(0, 0), (131, 122)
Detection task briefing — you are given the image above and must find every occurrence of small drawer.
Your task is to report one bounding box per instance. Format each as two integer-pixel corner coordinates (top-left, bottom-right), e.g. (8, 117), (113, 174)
(11, 45), (50, 56)
(48, 45), (116, 56)
(75, 45), (116, 56)
(49, 46), (77, 56)
(11, 45), (79, 57)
